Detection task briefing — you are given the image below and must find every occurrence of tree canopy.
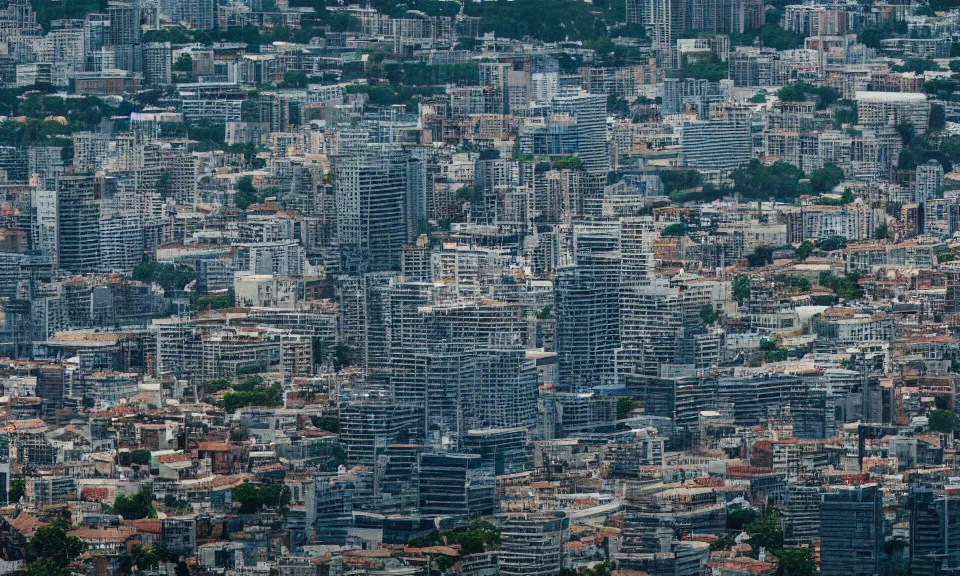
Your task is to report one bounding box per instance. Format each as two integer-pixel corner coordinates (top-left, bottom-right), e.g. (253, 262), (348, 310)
(233, 482), (291, 514)
(730, 159), (809, 201)
(113, 489), (156, 520)
(27, 520), (84, 576)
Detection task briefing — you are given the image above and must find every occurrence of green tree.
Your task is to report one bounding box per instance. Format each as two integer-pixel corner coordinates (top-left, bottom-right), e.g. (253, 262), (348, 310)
(670, 55), (727, 82)
(132, 263), (195, 293)
(409, 520), (500, 553)
(9, 479), (24, 503)
(279, 71), (309, 88)
(931, 103), (947, 132)
(661, 222), (687, 236)
(929, 409), (958, 433)
(700, 304), (717, 325)
(874, 224), (889, 240)
(233, 482), (291, 514)
(221, 382), (283, 412)
(819, 271), (862, 300)
(773, 546), (816, 576)
(172, 53), (193, 72)
(456, 185), (483, 203)
(816, 235), (847, 252)
(113, 489), (156, 520)
(659, 169), (703, 194)
(727, 507), (758, 530)
(130, 544), (159, 570)
(711, 533), (734, 551)
(795, 241), (814, 262)
(810, 163), (844, 194)
(733, 275), (751, 303)
(730, 159), (809, 201)
(27, 520), (84, 576)
(311, 416), (340, 433)
(857, 21), (908, 49)
(746, 246), (774, 267)
(553, 155), (584, 170)
(130, 449), (152, 466)
(191, 289), (236, 312)
(235, 176), (261, 210)
(617, 397), (637, 419)
(747, 508), (784, 556)
(765, 348), (789, 362)
(787, 276), (812, 291)
(892, 58), (942, 74)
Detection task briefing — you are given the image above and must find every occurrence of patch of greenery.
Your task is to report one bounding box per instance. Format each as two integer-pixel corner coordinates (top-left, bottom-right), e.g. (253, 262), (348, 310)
(670, 183), (732, 204)
(311, 415), (340, 433)
(731, 24), (805, 50)
(727, 507), (758, 530)
(857, 20), (908, 49)
(819, 271), (862, 300)
(465, 0), (610, 42)
(930, 409), (958, 433)
(553, 156), (583, 171)
(9, 479), (24, 503)
(345, 84), (439, 112)
(660, 169), (703, 194)
(816, 189), (854, 206)
(409, 520), (501, 555)
(809, 163), (844, 194)
(233, 482), (290, 514)
(733, 275), (751, 302)
(235, 176), (262, 210)
(892, 58), (942, 74)
(669, 55), (727, 82)
(132, 263), (195, 293)
(700, 304), (717, 325)
(26, 520), (84, 576)
(776, 82), (839, 110)
(815, 235), (847, 252)
(222, 381), (283, 412)
(746, 246), (773, 267)
(730, 159), (809, 201)
(31, 0), (105, 31)
(191, 289), (236, 312)
(785, 276), (812, 291)
(113, 489), (156, 520)
(661, 222), (688, 237)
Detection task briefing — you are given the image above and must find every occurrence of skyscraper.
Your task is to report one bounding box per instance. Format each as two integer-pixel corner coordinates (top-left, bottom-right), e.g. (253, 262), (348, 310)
(556, 251), (620, 391)
(820, 484), (883, 576)
(551, 89), (609, 176)
(916, 159), (944, 203)
(108, 1), (142, 72)
(143, 42), (172, 85)
(681, 118), (752, 172)
(56, 173), (100, 273)
(336, 146), (409, 273)
(910, 482), (960, 576)
(499, 512), (571, 576)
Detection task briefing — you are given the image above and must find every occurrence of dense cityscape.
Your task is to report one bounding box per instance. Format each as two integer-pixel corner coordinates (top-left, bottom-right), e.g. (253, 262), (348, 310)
(0, 0), (959, 574)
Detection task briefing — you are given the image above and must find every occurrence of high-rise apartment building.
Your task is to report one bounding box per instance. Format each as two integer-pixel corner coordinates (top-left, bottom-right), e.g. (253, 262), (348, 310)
(820, 484), (883, 576)
(551, 89), (609, 175)
(143, 42), (172, 85)
(681, 118), (752, 172)
(336, 146), (410, 273)
(499, 512), (570, 576)
(55, 173), (100, 273)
